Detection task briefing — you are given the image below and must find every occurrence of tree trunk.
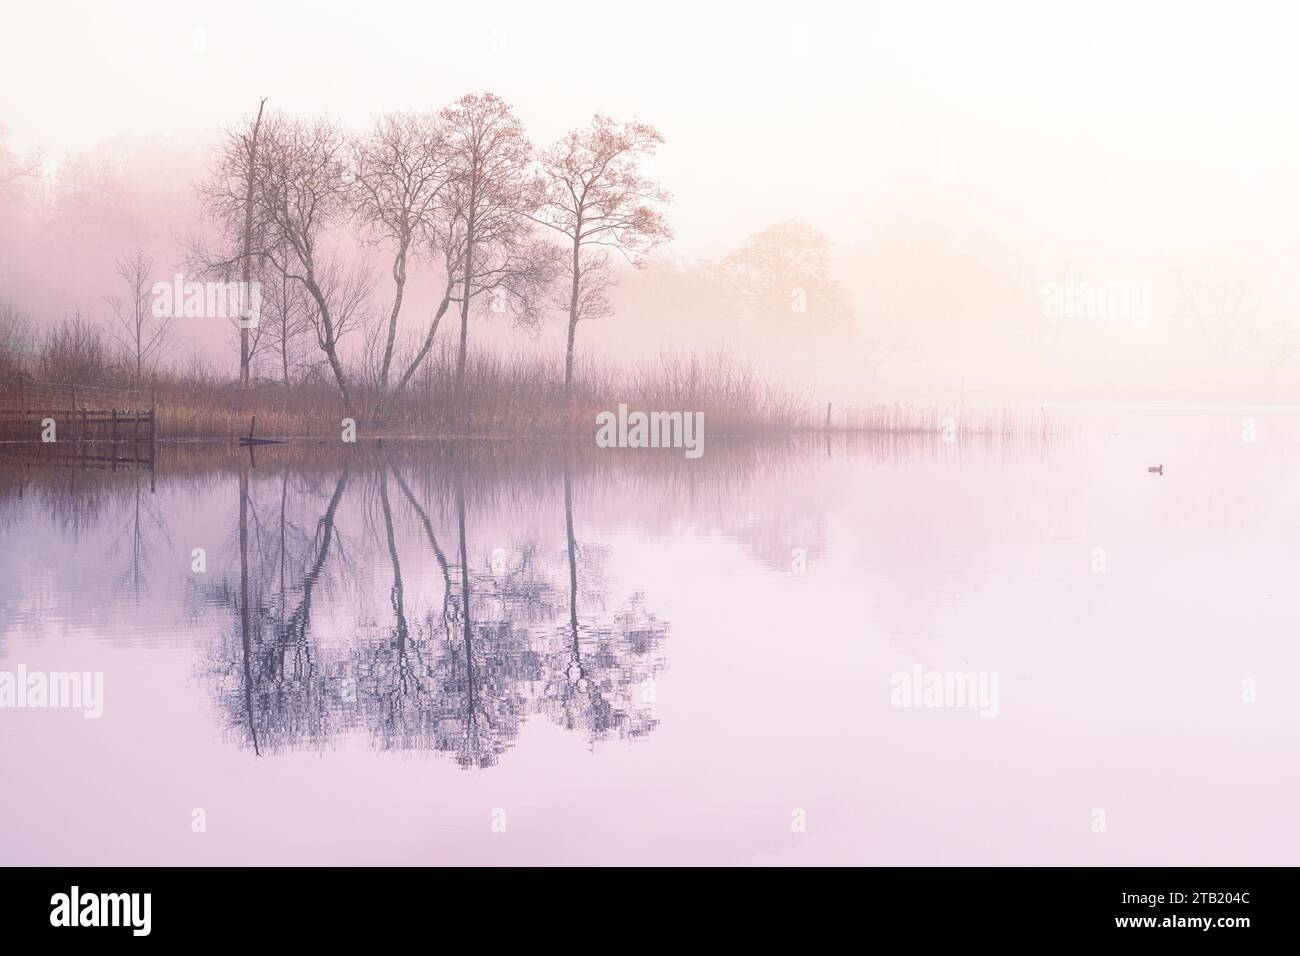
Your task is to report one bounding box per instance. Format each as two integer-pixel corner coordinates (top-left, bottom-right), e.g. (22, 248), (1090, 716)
(240, 98), (267, 389)
(455, 472), (475, 720)
(456, 286), (470, 395)
(238, 460), (259, 755)
(391, 284), (454, 398)
(454, 193), (476, 401)
(564, 235), (581, 399)
(279, 264), (291, 388)
(564, 469), (580, 666)
(379, 238), (408, 392)
(304, 273), (354, 417)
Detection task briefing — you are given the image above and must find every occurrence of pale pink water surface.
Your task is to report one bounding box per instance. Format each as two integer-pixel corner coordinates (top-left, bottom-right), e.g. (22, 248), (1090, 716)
(1, 415), (1297, 864)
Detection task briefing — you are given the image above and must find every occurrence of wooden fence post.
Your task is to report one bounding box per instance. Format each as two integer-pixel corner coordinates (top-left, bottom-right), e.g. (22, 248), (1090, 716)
(149, 387), (157, 493)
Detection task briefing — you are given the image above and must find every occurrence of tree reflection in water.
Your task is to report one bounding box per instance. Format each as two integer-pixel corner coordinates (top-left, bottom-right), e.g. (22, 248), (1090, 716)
(206, 448), (669, 767)
(537, 468), (666, 745)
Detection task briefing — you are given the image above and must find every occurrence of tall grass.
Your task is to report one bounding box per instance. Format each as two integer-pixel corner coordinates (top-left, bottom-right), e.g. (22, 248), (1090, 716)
(150, 344), (816, 439)
(2, 312), (1053, 441)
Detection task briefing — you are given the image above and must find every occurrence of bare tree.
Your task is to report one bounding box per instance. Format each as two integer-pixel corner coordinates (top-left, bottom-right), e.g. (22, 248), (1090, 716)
(723, 221), (854, 328)
(0, 124), (41, 186)
(40, 310), (111, 384)
(0, 298), (35, 379)
(183, 344), (216, 384)
(252, 117), (359, 411)
(303, 256), (375, 386)
(191, 101), (267, 385)
(439, 93), (545, 398)
(533, 115), (672, 396)
(257, 117), (362, 414)
(373, 186), (498, 403)
(105, 248), (173, 382)
(1173, 251), (1255, 360)
(404, 177), (556, 410)
(351, 112), (454, 416)
(259, 242), (314, 387)
(198, 113), (362, 412)
(239, 99), (268, 388)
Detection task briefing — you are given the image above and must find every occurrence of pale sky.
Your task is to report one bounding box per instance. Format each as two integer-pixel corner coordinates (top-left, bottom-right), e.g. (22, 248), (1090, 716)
(6, 0), (1300, 401)
(6, 0), (1300, 257)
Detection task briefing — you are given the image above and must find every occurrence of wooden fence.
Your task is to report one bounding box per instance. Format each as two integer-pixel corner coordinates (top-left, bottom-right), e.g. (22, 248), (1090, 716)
(0, 378), (156, 448)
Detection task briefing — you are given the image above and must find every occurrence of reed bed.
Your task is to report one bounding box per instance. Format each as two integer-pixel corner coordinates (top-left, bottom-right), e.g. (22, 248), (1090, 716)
(2, 343), (1055, 443)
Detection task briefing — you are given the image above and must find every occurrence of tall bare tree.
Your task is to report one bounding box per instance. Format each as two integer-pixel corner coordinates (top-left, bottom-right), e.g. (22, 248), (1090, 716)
(533, 115), (672, 397)
(302, 255), (375, 392)
(351, 112), (454, 416)
(105, 248), (173, 382)
(251, 117), (359, 411)
(439, 93), (545, 398)
(191, 102), (268, 386)
(199, 113), (363, 412)
(260, 241), (313, 387)
(239, 98), (268, 388)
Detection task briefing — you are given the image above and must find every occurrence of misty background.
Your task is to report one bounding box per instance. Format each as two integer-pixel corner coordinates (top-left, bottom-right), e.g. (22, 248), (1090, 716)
(3, 0), (1299, 405)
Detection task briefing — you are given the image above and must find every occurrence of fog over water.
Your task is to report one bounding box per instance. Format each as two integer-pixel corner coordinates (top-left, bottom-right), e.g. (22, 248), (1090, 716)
(2, 1), (1298, 871)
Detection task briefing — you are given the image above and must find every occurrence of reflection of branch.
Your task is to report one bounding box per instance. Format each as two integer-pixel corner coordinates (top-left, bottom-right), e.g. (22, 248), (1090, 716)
(221, 457), (352, 755)
(378, 469), (408, 648)
(280, 460), (351, 647)
(361, 465), (437, 738)
(238, 460), (259, 756)
(541, 468), (668, 745)
(455, 471), (476, 747)
(391, 465), (456, 646)
(565, 469), (581, 671)
(196, 448), (669, 765)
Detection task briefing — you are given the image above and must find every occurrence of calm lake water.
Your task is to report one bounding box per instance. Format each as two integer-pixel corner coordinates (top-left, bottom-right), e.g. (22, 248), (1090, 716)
(2, 414), (1298, 865)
